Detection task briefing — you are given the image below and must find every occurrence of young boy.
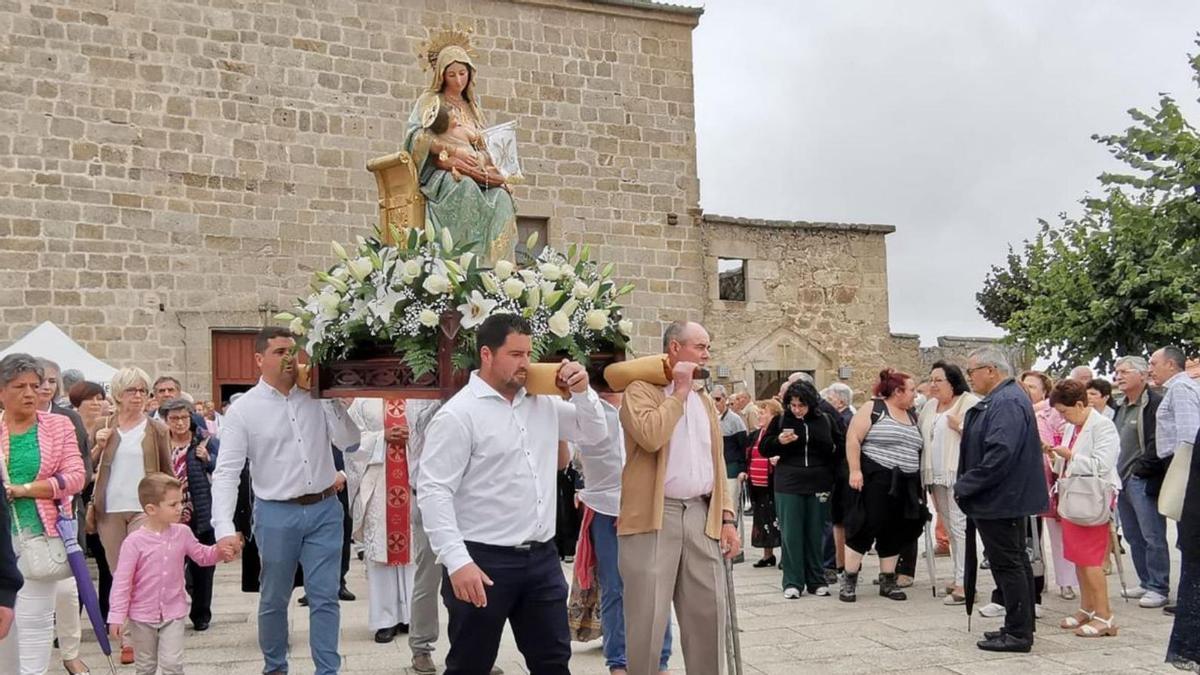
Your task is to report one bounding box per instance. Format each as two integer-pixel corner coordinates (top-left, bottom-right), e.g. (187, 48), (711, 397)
(108, 473), (234, 675)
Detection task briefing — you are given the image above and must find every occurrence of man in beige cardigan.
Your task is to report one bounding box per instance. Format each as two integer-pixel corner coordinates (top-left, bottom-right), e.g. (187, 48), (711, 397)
(617, 321), (739, 675)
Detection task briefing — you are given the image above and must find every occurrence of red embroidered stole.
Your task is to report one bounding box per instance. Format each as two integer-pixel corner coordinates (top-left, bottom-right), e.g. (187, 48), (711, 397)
(383, 399), (411, 565)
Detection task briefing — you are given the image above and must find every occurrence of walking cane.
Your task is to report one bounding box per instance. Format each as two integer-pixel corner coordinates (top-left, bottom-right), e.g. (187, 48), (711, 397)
(1109, 521), (1130, 602)
(724, 480), (745, 675)
(923, 519), (938, 598)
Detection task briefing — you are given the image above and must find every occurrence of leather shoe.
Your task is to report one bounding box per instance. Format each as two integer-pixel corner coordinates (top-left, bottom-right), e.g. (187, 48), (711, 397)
(394, 621), (410, 634)
(976, 633), (1031, 653)
(338, 586), (356, 601)
(1165, 604), (1177, 616)
(297, 595), (308, 607)
(193, 621), (210, 632)
(411, 654), (437, 675)
(374, 627), (396, 644)
(983, 629), (1005, 641)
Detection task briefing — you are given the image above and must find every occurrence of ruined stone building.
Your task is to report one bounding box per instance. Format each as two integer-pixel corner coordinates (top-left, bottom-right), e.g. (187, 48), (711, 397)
(0, 0), (999, 403)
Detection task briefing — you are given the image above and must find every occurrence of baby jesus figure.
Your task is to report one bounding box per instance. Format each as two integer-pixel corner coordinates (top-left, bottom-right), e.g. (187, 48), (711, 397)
(430, 103), (509, 190)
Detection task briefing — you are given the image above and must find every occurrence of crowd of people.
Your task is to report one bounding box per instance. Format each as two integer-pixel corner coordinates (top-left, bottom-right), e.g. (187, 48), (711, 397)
(0, 324), (1197, 673)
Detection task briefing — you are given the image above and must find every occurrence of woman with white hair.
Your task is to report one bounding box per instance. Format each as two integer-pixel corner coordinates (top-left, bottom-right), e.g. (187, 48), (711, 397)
(90, 366), (171, 664)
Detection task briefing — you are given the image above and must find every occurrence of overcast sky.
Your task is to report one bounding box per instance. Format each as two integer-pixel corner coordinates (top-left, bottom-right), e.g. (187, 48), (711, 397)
(689, 1), (1200, 345)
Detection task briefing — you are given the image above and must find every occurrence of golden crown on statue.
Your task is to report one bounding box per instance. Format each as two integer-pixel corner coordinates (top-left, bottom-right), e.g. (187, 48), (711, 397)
(418, 25), (477, 71)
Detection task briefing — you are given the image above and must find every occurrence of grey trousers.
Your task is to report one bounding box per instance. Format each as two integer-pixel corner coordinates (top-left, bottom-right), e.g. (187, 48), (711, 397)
(409, 493), (441, 657)
(619, 497), (727, 675)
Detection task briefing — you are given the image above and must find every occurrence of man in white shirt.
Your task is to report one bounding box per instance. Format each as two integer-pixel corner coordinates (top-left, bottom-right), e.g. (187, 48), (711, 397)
(417, 313), (606, 675)
(577, 390), (674, 675)
(210, 327), (361, 675)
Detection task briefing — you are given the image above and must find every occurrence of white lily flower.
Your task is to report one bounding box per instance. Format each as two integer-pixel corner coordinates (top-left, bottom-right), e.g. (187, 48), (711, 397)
(619, 319), (634, 336)
(441, 227), (454, 251)
(539, 263), (562, 281)
(331, 240), (348, 260)
(480, 272), (500, 294)
(348, 257), (373, 282)
(502, 277), (526, 299)
(493, 260), (515, 280)
(585, 309), (610, 331)
(418, 309), (440, 328)
(559, 263), (575, 279)
(519, 269), (538, 285)
(525, 286), (541, 309)
(317, 292), (340, 316)
(422, 274), (451, 295)
(288, 317), (306, 336)
(458, 290), (498, 329)
(548, 311), (571, 337)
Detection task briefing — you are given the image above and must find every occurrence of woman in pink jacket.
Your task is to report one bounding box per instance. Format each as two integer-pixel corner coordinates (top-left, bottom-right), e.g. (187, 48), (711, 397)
(0, 353), (87, 675)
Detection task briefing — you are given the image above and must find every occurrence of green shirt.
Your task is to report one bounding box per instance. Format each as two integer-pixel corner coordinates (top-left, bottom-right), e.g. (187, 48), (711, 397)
(8, 426), (44, 536)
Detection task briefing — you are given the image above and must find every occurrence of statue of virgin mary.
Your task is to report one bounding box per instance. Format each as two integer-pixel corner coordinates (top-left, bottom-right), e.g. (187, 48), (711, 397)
(404, 28), (518, 267)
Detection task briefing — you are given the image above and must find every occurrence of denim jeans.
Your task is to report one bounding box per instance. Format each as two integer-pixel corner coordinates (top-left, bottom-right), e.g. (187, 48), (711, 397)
(254, 495), (343, 675)
(591, 512), (672, 671)
(1117, 475), (1171, 595)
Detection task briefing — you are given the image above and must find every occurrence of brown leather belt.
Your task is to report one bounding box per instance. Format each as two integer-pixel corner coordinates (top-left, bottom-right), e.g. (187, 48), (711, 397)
(287, 485), (338, 506)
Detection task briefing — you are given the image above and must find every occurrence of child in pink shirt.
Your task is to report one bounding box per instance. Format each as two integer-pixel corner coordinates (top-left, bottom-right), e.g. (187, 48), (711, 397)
(108, 472), (235, 675)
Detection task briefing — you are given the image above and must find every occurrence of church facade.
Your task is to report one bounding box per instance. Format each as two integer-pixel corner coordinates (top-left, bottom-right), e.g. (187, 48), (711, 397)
(2, 0), (969, 402)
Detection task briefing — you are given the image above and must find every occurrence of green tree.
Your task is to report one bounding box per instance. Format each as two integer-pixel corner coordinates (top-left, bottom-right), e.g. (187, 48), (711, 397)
(977, 42), (1200, 371)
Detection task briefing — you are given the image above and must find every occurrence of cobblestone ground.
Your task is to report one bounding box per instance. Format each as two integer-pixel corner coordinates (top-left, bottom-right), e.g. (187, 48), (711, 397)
(69, 523), (1181, 674)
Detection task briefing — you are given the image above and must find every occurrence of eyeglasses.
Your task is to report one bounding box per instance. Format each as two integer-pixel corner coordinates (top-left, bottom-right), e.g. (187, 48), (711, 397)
(965, 365), (993, 376)
(166, 416), (191, 423)
(928, 377), (948, 384)
(125, 387), (149, 395)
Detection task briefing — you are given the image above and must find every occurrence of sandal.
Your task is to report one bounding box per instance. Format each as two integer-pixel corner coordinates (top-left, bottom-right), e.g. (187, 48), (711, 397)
(1059, 609), (1095, 629)
(1074, 614), (1118, 637)
(63, 660), (91, 675)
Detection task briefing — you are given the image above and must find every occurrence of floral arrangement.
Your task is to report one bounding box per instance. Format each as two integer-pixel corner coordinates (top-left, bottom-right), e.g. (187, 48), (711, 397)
(276, 223), (635, 379)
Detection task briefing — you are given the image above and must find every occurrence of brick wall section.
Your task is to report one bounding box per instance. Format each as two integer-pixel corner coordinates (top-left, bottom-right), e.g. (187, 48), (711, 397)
(0, 0), (701, 394)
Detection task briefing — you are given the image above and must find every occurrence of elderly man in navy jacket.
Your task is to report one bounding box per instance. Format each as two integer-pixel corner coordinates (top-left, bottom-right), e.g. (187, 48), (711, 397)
(956, 346), (1049, 653)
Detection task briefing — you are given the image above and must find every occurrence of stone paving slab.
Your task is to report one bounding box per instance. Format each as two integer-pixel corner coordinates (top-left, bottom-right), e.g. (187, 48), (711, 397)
(61, 525), (1179, 674)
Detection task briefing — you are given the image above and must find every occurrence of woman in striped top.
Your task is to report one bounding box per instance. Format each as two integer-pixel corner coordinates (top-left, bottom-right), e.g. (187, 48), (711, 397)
(840, 369), (928, 603)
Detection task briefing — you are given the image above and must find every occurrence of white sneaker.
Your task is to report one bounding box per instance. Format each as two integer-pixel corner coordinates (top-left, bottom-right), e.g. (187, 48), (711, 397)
(1121, 586), (1147, 599)
(812, 585), (830, 597)
(978, 602), (1006, 618)
(1034, 603), (1045, 619)
(783, 587), (801, 599)
(1140, 591), (1169, 608)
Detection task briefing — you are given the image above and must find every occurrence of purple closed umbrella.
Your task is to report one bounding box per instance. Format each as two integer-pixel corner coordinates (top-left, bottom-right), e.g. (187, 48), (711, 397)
(52, 476), (116, 674)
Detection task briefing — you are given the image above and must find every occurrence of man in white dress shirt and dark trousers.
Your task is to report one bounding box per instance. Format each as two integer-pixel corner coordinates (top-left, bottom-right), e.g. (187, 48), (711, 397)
(210, 326), (361, 675)
(418, 313), (607, 675)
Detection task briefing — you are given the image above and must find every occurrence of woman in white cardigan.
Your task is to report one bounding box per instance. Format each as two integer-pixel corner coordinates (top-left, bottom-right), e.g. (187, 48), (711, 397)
(1048, 379), (1122, 638)
(917, 361), (980, 605)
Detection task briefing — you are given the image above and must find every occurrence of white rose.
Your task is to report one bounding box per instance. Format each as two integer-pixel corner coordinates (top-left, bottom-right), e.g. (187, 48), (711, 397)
(559, 263), (576, 279)
(548, 311), (571, 337)
(502, 277), (526, 299)
(539, 263), (562, 281)
(288, 317), (306, 336)
(402, 259), (422, 281)
(418, 309), (440, 328)
(618, 319), (634, 336)
(585, 309), (610, 331)
(493, 260), (515, 280)
(572, 280), (591, 299)
(422, 274), (451, 295)
(317, 292), (340, 315)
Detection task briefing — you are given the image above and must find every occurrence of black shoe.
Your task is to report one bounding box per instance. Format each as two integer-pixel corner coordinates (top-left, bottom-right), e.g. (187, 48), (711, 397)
(394, 622), (410, 634)
(297, 595), (309, 607)
(983, 629), (1005, 641)
(878, 572), (907, 601)
(1165, 604), (1177, 616)
(339, 586), (356, 601)
(374, 627), (396, 644)
(976, 633), (1031, 653)
(753, 556), (777, 568)
(193, 621), (210, 632)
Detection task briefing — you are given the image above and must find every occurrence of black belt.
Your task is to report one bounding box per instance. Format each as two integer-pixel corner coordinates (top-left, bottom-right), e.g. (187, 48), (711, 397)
(465, 539), (554, 554)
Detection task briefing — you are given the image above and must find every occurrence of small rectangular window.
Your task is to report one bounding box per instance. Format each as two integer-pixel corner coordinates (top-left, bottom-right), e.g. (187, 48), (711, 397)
(718, 258), (746, 301)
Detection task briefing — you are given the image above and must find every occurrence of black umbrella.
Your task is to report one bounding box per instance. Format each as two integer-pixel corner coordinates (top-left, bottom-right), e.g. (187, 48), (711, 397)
(963, 518), (978, 632)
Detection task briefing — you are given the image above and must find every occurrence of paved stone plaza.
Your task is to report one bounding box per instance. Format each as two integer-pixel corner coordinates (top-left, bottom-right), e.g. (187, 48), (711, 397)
(67, 524), (1182, 675)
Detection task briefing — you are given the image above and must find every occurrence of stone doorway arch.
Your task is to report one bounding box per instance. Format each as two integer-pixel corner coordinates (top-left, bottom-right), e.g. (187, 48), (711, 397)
(727, 326), (835, 399)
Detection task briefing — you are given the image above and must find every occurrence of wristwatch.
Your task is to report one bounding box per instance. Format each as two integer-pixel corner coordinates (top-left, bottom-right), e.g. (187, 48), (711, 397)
(722, 518), (737, 526)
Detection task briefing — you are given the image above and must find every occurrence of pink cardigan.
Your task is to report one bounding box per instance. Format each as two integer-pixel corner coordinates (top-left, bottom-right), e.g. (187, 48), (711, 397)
(1, 411), (87, 537)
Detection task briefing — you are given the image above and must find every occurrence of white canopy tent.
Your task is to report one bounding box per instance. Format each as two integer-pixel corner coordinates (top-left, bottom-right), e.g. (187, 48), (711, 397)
(0, 321), (118, 386)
